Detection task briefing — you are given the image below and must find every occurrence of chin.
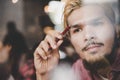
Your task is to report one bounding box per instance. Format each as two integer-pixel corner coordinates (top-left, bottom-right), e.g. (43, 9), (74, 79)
(83, 53), (110, 71)
(83, 52), (107, 64)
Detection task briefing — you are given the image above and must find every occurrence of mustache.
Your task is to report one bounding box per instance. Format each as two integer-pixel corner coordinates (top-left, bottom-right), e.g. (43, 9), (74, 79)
(82, 41), (104, 51)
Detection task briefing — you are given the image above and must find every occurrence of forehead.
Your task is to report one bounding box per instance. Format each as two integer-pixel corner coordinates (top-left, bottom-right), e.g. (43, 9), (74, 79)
(67, 5), (106, 26)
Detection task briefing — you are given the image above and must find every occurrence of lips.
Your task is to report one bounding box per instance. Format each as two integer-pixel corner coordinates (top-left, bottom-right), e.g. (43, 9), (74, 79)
(85, 44), (101, 52)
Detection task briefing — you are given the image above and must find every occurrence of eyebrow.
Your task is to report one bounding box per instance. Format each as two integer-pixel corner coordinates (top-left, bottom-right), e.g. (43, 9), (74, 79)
(70, 23), (84, 29)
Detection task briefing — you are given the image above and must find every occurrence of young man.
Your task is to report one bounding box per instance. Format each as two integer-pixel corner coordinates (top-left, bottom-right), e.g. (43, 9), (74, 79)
(34, 0), (120, 80)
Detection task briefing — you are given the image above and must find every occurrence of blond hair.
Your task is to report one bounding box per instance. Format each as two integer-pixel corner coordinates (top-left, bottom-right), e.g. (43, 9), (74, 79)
(63, 0), (116, 29)
(64, 0), (82, 28)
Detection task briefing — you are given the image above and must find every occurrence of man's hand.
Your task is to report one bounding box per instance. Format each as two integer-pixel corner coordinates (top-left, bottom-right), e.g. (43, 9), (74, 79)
(34, 31), (63, 80)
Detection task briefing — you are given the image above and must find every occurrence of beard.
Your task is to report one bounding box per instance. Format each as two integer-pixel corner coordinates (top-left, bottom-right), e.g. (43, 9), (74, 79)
(83, 34), (118, 73)
(83, 57), (110, 73)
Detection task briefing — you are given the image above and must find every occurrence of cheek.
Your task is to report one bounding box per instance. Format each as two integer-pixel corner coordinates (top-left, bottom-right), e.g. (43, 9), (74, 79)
(97, 30), (114, 42)
(70, 36), (83, 54)
(96, 26), (115, 54)
(102, 35), (115, 55)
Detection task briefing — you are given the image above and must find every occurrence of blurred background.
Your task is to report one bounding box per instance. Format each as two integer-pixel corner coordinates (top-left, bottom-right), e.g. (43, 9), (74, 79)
(0, 0), (62, 49)
(0, 0), (119, 80)
(0, 0), (119, 48)
(0, 0), (61, 80)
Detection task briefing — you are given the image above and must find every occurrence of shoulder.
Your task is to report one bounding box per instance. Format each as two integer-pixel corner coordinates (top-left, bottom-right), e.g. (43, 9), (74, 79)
(72, 59), (92, 80)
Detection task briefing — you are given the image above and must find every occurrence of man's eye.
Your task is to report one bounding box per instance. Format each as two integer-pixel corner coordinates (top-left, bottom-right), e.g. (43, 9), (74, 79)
(73, 28), (82, 33)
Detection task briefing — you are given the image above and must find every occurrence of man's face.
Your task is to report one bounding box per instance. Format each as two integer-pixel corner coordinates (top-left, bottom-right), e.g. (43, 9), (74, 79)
(67, 5), (116, 63)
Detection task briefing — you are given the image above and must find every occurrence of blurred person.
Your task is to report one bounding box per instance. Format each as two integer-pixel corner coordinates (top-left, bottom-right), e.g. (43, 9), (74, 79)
(3, 21), (29, 79)
(8, 42), (36, 80)
(3, 21), (28, 54)
(0, 42), (14, 80)
(34, 0), (120, 80)
(0, 43), (11, 64)
(17, 52), (35, 80)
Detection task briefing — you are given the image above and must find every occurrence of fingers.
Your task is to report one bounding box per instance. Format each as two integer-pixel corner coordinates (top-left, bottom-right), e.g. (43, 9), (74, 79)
(34, 32), (63, 60)
(36, 47), (47, 60)
(45, 33), (63, 49)
(40, 41), (51, 57)
(56, 40), (63, 48)
(45, 35), (57, 49)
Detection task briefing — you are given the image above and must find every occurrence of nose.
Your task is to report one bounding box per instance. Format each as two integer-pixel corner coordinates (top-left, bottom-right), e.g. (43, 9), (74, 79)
(84, 26), (96, 42)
